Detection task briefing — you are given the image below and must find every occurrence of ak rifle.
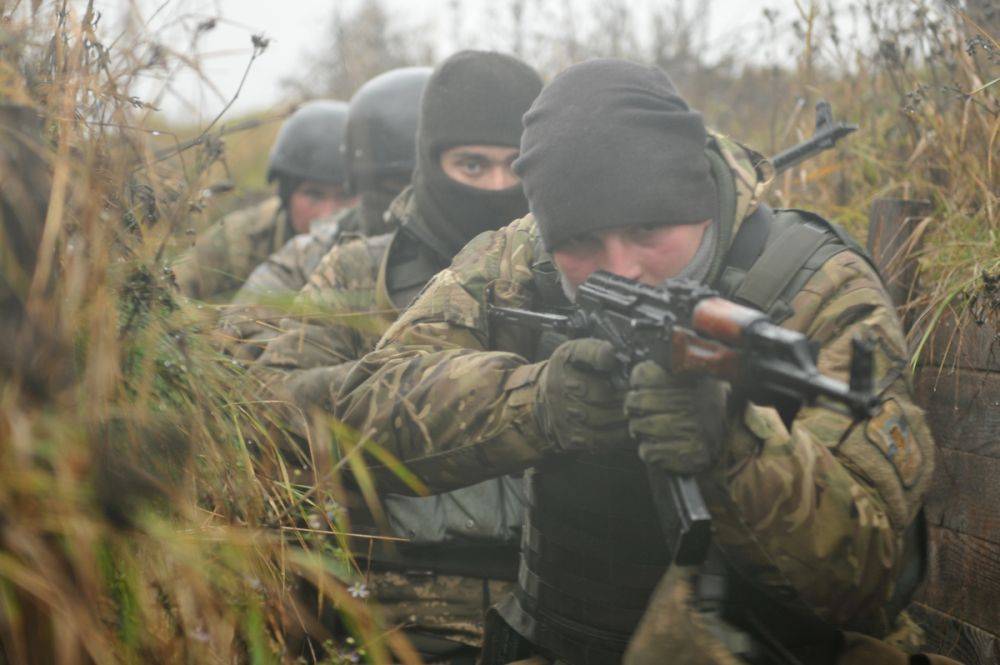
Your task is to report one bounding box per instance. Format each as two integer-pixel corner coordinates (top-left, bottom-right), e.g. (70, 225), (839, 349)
(488, 272), (878, 566)
(771, 100), (857, 174)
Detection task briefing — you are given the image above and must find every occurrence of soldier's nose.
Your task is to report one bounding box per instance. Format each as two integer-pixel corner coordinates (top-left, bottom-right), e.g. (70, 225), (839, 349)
(483, 166), (518, 191)
(316, 199), (337, 218)
(494, 167), (519, 190)
(601, 234), (642, 280)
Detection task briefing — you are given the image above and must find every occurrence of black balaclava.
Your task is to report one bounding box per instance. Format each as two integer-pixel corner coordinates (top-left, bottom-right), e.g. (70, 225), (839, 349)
(513, 59), (717, 252)
(410, 51), (543, 257)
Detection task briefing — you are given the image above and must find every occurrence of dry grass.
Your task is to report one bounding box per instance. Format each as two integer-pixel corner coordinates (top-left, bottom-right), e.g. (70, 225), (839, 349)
(0, 3), (417, 663)
(641, 0), (998, 368)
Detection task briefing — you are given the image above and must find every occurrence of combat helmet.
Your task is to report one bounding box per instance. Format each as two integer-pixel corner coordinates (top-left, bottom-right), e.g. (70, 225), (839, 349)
(267, 100), (350, 184)
(343, 67), (431, 193)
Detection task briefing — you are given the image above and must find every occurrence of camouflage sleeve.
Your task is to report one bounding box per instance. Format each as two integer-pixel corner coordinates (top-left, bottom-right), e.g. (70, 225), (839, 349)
(215, 236), (312, 360)
(172, 198), (282, 301)
(219, 224), (349, 360)
(704, 250), (935, 632)
(333, 219), (552, 494)
(256, 236), (389, 371)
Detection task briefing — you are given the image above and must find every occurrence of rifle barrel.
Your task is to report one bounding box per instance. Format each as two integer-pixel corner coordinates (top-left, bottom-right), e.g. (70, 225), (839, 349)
(771, 124), (857, 173)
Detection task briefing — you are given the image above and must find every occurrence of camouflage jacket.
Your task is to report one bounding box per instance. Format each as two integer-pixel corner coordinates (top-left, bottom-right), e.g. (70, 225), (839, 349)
(172, 196), (289, 301)
(217, 206), (362, 359)
(333, 135), (935, 633)
(256, 241), (395, 373)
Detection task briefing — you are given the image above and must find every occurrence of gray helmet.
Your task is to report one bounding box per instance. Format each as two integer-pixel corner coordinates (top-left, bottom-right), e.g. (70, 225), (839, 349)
(343, 67), (431, 193)
(266, 100), (349, 184)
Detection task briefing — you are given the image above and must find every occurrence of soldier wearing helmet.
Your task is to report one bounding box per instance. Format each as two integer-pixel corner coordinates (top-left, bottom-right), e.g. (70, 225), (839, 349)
(172, 100), (354, 301)
(341, 66), (431, 237)
(217, 68), (431, 358)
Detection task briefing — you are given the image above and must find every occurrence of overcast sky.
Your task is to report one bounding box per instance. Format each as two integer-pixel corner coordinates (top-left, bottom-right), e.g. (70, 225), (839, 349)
(103, 0), (851, 124)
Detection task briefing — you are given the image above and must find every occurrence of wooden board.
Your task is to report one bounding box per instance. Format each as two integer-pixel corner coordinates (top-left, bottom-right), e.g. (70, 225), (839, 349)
(916, 313), (999, 372)
(866, 198), (933, 311)
(925, 449), (1000, 544)
(915, 368), (1000, 458)
(916, 526), (1000, 635)
(907, 602), (1000, 665)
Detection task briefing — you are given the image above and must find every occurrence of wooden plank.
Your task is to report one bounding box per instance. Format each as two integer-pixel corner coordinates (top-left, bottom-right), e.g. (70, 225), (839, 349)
(866, 198), (933, 315)
(916, 526), (1000, 634)
(925, 449), (1000, 544)
(916, 311), (999, 372)
(914, 368), (1000, 458)
(908, 602), (1000, 665)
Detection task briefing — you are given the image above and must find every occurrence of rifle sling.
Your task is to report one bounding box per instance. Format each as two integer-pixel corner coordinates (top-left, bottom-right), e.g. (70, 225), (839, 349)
(725, 203), (773, 272)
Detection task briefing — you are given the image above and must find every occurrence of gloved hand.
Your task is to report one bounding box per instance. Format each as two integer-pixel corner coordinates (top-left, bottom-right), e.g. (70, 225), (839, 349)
(625, 360), (727, 475)
(535, 338), (630, 452)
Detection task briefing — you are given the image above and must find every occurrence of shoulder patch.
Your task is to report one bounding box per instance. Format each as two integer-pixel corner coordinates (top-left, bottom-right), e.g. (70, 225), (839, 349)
(865, 398), (923, 488)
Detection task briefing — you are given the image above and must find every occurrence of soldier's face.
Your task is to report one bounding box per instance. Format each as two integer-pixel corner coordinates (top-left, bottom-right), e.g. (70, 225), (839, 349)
(552, 220), (711, 291)
(440, 145), (520, 190)
(288, 180), (357, 234)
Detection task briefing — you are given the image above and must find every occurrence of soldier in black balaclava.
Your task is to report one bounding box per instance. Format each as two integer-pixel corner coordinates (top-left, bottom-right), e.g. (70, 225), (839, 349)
(407, 50), (543, 257)
(254, 51), (543, 663)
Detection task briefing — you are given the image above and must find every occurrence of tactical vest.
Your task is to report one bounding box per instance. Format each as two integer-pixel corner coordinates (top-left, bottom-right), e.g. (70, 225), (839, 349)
(494, 205), (923, 665)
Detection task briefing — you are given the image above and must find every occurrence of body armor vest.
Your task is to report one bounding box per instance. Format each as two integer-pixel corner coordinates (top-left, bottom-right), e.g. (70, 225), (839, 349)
(495, 206), (887, 664)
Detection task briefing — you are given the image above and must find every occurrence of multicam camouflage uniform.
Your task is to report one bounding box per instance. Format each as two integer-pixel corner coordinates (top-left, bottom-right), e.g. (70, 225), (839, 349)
(172, 196), (289, 301)
(216, 206), (363, 359)
(258, 191), (417, 374)
(258, 189), (521, 659)
(332, 136), (936, 663)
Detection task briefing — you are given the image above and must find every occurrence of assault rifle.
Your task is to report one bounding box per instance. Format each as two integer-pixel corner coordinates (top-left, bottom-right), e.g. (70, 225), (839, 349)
(771, 100), (857, 174)
(488, 271), (877, 565)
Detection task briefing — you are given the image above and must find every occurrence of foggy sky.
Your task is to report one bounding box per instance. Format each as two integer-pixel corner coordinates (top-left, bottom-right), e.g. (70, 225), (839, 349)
(111, 0), (849, 124)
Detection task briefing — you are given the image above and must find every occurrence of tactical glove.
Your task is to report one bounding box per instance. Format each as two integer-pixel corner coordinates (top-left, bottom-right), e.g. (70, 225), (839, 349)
(535, 338), (630, 452)
(625, 360), (727, 475)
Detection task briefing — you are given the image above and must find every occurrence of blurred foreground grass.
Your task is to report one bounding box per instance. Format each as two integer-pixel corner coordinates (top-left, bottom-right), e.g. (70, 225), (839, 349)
(0, 4), (415, 663)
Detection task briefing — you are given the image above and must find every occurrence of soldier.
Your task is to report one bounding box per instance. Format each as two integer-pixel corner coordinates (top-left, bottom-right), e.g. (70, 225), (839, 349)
(332, 60), (937, 664)
(258, 52), (543, 663)
(218, 68), (431, 357)
(172, 100), (354, 301)
(340, 66), (434, 238)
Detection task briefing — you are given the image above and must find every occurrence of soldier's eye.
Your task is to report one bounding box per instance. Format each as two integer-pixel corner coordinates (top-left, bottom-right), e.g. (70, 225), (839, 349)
(460, 159), (485, 175)
(624, 223), (668, 241)
(559, 235), (601, 255)
(301, 186), (326, 200)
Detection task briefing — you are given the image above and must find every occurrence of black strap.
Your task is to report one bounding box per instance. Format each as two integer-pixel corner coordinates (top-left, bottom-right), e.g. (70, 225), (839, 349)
(480, 606), (535, 665)
(726, 204), (774, 272)
(886, 510), (928, 620)
(723, 571), (842, 665)
(715, 203), (773, 300)
(385, 228), (447, 309)
(358, 542), (520, 581)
